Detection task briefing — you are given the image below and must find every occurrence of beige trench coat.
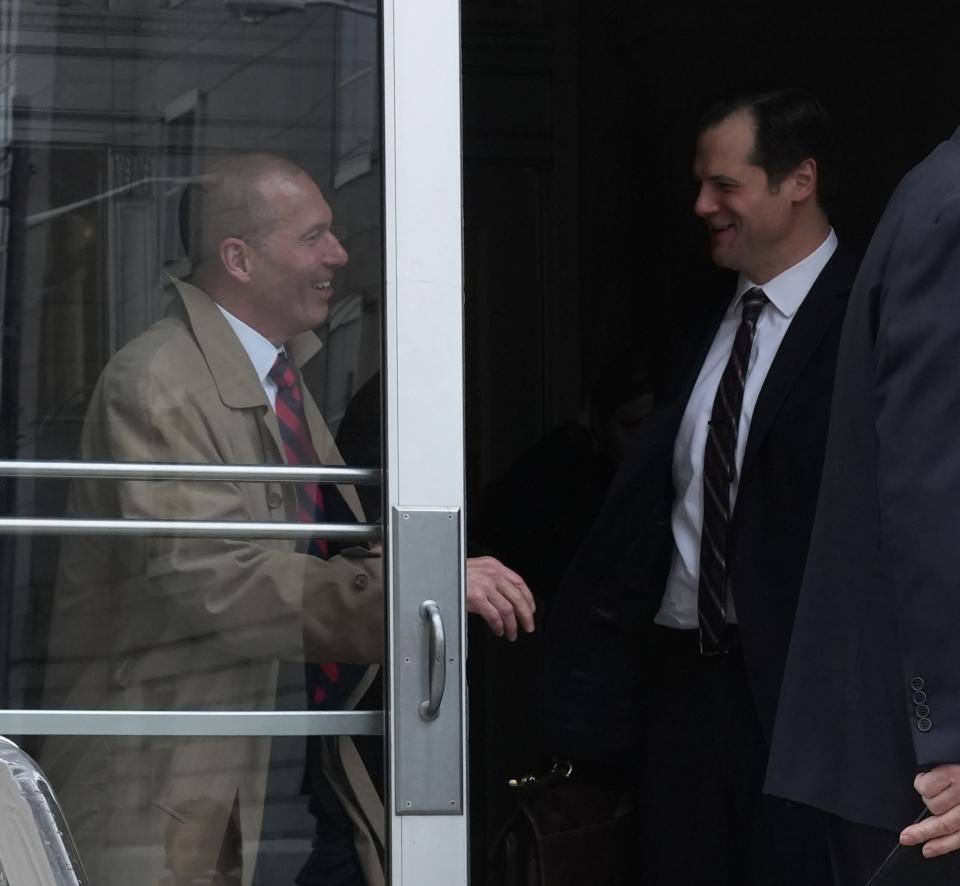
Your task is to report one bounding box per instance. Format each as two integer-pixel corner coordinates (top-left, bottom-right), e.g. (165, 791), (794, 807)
(40, 278), (385, 886)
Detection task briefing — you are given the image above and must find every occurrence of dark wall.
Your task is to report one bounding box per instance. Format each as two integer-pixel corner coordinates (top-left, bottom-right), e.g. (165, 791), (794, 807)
(580, 2), (959, 378)
(462, 1), (959, 881)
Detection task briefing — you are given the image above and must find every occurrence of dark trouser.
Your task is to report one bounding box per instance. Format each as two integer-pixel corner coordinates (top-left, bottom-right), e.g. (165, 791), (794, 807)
(295, 780), (367, 886)
(296, 665), (379, 886)
(825, 814), (899, 886)
(637, 624), (833, 886)
(296, 737), (367, 886)
(825, 811), (960, 886)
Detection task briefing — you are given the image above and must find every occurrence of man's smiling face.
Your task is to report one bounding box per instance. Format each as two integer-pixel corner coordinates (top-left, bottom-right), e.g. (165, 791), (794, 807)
(246, 170), (348, 344)
(693, 109), (796, 284)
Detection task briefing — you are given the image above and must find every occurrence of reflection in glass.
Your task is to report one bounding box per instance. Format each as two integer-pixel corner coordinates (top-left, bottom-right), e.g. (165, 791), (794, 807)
(0, 1), (384, 884)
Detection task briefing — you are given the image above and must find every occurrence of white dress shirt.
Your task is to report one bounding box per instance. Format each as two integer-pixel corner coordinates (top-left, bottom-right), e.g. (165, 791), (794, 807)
(216, 304), (284, 410)
(655, 229), (838, 629)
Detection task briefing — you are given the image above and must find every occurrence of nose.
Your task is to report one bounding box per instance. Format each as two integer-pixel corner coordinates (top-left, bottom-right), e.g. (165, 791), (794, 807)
(694, 182), (716, 218)
(325, 232), (349, 268)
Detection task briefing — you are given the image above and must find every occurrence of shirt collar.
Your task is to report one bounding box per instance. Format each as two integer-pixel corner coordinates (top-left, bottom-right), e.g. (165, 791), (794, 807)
(215, 303), (283, 385)
(734, 227), (838, 319)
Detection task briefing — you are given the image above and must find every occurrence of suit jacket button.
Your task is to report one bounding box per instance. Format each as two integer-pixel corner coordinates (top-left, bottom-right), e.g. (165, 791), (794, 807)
(911, 677), (925, 691)
(917, 717), (933, 733)
(913, 690), (927, 705)
(915, 704), (930, 718)
(353, 574), (369, 590)
(267, 490), (283, 509)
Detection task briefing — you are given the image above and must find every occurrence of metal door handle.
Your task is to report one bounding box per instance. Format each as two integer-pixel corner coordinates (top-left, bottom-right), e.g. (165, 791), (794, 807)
(418, 600), (446, 721)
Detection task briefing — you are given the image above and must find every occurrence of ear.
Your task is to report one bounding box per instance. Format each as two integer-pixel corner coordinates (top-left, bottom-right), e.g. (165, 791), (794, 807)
(790, 158), (818, 203)
(220, 237), (253, 283)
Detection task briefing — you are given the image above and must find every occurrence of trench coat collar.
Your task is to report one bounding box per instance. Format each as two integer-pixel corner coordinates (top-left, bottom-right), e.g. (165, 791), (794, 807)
(167, 276), (322, 410)
(166, 277), (365, 522)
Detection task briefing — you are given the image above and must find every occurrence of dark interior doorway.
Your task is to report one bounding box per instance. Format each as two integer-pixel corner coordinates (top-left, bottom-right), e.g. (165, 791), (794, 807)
(460, 0), (959, 879)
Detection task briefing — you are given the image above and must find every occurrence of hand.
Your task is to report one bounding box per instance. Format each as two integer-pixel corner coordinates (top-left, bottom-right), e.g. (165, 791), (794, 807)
(465, 556), (536, 641)
(900, 765), (960, 857)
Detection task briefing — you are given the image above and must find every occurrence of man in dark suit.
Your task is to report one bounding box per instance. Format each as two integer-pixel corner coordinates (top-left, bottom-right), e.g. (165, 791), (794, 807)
(766, 129), (960, 884)
(539, 89), (857, 884)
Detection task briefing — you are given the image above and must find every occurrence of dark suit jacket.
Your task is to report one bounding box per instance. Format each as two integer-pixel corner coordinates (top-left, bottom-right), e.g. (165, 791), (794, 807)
(539, 246), (857, 764)
(767, 129), (960, 834)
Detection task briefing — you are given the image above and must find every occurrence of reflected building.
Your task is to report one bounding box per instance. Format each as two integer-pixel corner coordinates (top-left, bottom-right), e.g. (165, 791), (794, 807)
(1, 0), (382, 700)
(0, 1), (385, 882)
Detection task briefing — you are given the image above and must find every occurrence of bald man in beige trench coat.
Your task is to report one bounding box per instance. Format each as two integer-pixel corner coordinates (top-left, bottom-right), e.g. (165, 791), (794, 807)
(40, 155), (534, 886)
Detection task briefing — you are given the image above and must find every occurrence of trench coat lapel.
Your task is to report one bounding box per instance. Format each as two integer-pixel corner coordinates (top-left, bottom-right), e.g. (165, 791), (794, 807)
(173, 278), (274, 410)
(171, 277), (367, 523)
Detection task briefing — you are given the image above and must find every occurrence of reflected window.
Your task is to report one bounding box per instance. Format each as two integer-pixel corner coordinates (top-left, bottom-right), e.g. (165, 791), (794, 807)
(0, 1), (385, 884)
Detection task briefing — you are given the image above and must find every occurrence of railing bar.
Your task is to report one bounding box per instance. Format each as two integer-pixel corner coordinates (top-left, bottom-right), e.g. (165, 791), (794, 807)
(0, 460), (382, 484)
(0, 518), (382, 539)
(0, 710), (384, 736)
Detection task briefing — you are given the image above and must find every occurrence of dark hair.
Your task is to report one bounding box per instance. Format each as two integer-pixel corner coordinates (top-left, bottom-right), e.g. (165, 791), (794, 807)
(698, 89), (837, 211)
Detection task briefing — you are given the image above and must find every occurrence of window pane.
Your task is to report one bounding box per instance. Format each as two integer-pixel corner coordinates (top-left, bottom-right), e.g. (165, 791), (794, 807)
(0, 0), (385, 882)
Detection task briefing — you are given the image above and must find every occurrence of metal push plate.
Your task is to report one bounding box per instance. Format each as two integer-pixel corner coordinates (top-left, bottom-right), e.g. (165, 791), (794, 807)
(391, 506), (464, 815)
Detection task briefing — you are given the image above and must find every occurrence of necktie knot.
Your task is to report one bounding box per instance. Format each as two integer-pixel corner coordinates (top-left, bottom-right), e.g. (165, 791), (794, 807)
(269, 352), (298, 390)
(740, 288), (767, 326)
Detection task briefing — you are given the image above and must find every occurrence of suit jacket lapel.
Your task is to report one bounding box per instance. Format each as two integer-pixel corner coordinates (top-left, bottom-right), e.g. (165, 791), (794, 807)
(740, 247), (857, 475)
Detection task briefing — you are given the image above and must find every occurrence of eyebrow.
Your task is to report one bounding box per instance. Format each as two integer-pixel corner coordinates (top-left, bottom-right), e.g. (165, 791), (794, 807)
(300, 221), (329, 239)
(702, 174), (741, 186)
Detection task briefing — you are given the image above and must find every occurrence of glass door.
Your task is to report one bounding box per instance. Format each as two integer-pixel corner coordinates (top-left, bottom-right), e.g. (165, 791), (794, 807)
(0, 0), (468, 881)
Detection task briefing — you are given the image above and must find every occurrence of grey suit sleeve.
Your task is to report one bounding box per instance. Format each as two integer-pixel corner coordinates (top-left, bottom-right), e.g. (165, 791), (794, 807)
(875, 184), (960, 767)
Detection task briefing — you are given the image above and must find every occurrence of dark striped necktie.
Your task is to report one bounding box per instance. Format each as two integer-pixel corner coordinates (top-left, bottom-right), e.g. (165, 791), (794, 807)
(697, 287), (767, 655)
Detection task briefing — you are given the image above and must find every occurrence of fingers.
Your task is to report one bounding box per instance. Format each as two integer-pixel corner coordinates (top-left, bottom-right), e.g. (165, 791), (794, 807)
(901, 810), (960, 857)
(496, 579), (536, 635)
(915, 766), (960, 816)
(901, 765), (960, 857)
(465, 556), (536, 641)
(468, 594), (505, 638)
(476, 577), (519, 640)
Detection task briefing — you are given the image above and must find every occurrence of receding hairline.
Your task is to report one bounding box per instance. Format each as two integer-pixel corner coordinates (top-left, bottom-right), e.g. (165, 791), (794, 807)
(183, 153), (313, 268)
(698, 108), (760, 158)
(202, 153), (311, 228)
(201, 153), (308, 190)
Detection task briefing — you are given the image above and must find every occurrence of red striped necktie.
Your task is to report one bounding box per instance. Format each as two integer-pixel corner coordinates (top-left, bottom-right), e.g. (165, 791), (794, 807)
(269, 351), (328, 559)
(269, 352), (356, 706)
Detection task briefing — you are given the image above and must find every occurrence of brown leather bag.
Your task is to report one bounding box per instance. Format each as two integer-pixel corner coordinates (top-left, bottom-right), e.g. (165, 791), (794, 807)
(488, 760), (638, 886)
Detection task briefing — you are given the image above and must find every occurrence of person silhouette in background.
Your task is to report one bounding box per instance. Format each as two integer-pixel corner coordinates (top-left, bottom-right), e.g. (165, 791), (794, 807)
(540, 89), (857, 884)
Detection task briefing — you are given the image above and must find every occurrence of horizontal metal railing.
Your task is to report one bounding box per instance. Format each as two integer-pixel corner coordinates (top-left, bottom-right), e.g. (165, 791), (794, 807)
(0, 736), (88, 884)
(0, 461), (383, 538)
(0, 711), (384, 737)
(0, 460), (385, 739)
(0, 460), (382, 484)
(0, 518), (381, 539)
